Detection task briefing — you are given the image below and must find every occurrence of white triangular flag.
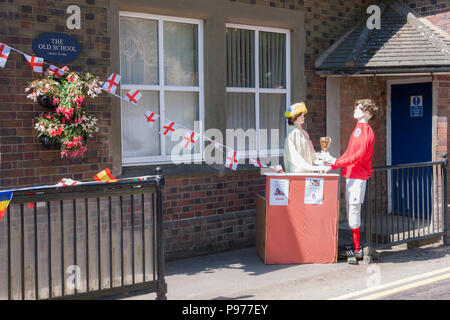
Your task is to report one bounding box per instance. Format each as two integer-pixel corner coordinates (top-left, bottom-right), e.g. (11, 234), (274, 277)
(56, 178), (79, 187)
(271, 164), (285, 173)
(125, 89), (142, 105)
(102, 73), (121, 94)
(0, 43), (11, 68)
(183, 131), (200, 150)
(48, 65), (65, 78)
(144, 111), (160, 128)
(24, 54), (44, 73)
(250, 158), (267, 168)
(161, 120), (178, 136)
(225, 149), (240, 171)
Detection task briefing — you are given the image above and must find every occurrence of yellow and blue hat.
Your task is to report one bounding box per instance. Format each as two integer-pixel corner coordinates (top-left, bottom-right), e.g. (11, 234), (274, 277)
(284, 102), (307, 118)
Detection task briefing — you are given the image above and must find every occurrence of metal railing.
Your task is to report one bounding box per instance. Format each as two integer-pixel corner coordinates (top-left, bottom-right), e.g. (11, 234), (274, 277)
(0, 169), (166, 300)
(363, 154), (448, 251)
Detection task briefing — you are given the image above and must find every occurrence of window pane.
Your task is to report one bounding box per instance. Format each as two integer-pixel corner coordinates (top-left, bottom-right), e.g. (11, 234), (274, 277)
(120, 17), (158, 85)
(259, 93), (286, 153)
(226, 28), (255, 88)
(164, 21), (198, 86)
(122, 91), (160, 157)
(259, 31), (286, 89)
(165, 91), (200, 155)
(226, 92), (256, 153)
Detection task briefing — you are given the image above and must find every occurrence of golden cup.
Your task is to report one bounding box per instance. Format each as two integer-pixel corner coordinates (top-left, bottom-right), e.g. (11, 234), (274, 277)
(320, 137), (331, 153)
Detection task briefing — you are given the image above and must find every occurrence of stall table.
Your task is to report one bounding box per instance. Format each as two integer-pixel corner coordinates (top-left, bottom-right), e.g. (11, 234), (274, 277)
(256, 173), (340, 264)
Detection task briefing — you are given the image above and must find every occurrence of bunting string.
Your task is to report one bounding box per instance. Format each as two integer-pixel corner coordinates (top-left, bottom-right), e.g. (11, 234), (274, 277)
(0, 41), (284, 173)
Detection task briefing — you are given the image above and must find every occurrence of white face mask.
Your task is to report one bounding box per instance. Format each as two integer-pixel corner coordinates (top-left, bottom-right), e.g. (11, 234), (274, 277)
(353, 104), (364, 120)
(353, 104), (370, 120)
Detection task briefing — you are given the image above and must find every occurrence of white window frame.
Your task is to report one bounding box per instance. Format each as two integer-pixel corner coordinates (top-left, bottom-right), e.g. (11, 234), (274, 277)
(225, 23), (291, 158)
(119, 11), (205, 165)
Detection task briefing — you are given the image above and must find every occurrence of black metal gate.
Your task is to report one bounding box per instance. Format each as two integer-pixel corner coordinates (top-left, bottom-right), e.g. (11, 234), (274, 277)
(0, 169), (166, 300)
(363, 154), (448, 253)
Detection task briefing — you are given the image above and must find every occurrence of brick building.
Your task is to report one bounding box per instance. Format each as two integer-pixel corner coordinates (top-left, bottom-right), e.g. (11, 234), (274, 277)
(0, 0), (448, 261)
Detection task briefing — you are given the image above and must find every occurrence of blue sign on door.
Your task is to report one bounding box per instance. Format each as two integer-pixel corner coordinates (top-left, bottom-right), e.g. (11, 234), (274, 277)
(410, 95), (423, 117)
(32, 32), (81, 64)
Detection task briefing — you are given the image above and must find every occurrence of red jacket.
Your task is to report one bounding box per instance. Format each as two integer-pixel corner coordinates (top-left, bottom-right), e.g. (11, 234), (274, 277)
(331, 122), (374, 180)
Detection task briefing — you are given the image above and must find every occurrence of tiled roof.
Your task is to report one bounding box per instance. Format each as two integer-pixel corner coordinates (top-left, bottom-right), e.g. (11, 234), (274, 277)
(315, 1), (450, 75)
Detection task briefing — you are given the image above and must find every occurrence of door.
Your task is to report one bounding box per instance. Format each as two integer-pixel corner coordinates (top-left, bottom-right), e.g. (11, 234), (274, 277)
(391, 82), (432, 217)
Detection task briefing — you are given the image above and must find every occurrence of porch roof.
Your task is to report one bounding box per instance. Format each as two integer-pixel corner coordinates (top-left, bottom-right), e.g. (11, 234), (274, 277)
(315, 1), (450, 76)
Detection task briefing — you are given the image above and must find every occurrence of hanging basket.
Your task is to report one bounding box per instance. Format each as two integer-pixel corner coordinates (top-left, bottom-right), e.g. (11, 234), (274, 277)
(37, 95), (58, 110)
(40, 135), (60, 149)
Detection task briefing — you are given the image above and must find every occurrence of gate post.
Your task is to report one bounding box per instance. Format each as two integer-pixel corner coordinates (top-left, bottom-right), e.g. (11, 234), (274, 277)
(363, 178), (373, 264)
(442, 154), (448, 245)
(155, 167), (167, 300)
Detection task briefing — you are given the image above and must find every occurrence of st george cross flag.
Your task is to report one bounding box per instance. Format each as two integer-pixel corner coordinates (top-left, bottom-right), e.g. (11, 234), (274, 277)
(0, 43), (11, 68)
(225, 149), (240, 171)
(183, 131), (200, 150)
(125, 89), (142, 105)
(94, 168), (118, 183)
(0, 191), (13, 220)
(48, 65), (65, 78)
(24, 54), (44, 73)
(144, 111), (159, 128)
(250, 158), (267, 168)
(161, 121), (178, 137)
(56, 178), (79, 186)
(271, 164), (285, 173)
(102, 73), (121, 94)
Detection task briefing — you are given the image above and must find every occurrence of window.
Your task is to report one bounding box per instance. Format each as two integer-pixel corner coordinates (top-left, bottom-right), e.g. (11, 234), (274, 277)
(225, 24), (290, 158)
(119, 12), (204, 164)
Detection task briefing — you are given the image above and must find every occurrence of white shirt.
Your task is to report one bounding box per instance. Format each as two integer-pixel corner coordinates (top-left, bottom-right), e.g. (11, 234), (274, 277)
(283, 126), (317, 173)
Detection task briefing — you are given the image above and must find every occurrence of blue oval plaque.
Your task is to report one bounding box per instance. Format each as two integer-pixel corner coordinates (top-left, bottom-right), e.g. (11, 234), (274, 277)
(32, 32), (81, 64)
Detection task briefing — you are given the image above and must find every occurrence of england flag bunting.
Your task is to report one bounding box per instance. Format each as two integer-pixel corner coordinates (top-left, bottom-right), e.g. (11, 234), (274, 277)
(102, 73), (121, 94)
(210, 139), (223, 150)
(0, 42), (292, 175)
(48, 65), (65, 78)
(183, 130), (200, 150)
(0, 43), (11, 68)
(56, 178), (79, 186)
(271, 164), (285, 173)
(24, 54), (44, 73)
(250, 158), (267, 168)
(225, 149), (239, 171)
(125, 89), (142, 105)
(161, 120), (178, 137)
(144, 111), (159, 128)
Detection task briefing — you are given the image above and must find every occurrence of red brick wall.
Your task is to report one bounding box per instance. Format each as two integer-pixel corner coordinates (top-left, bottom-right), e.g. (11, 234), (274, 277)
(0, 0), (112, 188)
(163, 170), (266, 260)
(402, 0), (449, 32)
(434, 75), (449, 215)
(435, 75), (449, 161)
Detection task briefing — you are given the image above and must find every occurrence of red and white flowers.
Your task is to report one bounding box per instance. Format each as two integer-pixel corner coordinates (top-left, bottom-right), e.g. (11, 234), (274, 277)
(27, 66), (102, 158)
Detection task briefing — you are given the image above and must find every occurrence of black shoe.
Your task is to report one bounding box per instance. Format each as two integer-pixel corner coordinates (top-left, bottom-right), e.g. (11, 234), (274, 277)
(338, 245), (355, 259)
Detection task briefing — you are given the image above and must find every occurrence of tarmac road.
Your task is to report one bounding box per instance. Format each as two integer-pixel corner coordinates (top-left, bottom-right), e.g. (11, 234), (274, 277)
(374, 277), (450, 300)
(126, 240), (450, 300)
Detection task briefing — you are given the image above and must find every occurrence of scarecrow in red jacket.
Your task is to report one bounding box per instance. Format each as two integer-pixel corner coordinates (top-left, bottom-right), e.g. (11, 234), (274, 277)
(320, 99), (378, 259)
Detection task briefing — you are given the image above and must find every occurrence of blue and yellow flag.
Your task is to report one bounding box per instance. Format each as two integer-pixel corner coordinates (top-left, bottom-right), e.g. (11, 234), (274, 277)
(0, 191), (13, 220)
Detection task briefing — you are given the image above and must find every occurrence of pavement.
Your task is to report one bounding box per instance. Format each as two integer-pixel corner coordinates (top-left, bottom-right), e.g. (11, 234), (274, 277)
(126, 230), (450, 300)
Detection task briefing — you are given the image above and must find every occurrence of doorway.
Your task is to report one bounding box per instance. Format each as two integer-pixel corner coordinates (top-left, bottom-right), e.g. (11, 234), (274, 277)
(389, 80), (433, 217)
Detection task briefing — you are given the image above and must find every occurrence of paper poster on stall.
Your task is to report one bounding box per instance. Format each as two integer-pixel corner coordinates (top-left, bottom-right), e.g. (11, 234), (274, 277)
(269, 179), (289, 206)
(304, 178), (324, 205)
